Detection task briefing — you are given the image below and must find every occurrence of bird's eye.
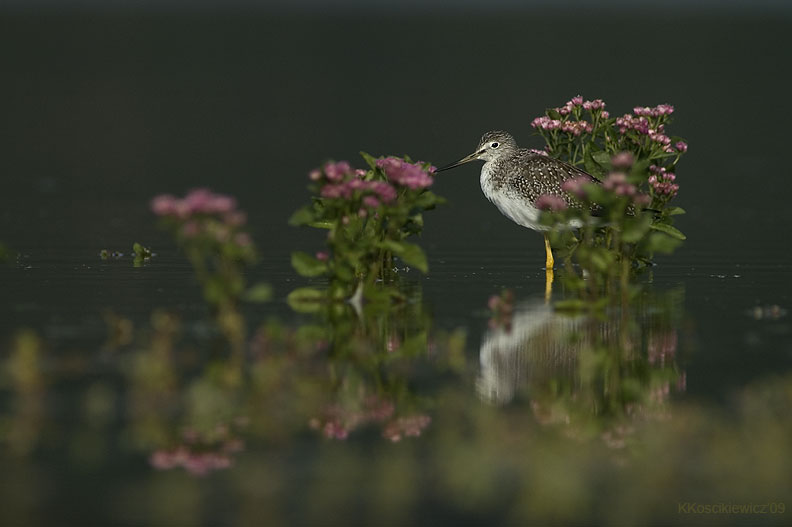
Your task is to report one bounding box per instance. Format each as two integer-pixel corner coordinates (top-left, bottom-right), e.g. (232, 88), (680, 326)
(490, 142), (499, 148)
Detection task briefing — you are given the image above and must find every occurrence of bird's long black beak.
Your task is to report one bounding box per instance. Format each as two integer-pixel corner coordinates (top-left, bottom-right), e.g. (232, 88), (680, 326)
(435, 151), (481, 172)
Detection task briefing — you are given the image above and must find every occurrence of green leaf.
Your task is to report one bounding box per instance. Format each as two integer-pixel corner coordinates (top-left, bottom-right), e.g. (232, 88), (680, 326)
(631, 157), (651, 176)
(583, 149), (607, 179)
(132, 242), (152, 258)
(650, 222), (687, 240)
(307, 220), (334, 229)
(592, 151), (611, 166)
(396, 242), (428, 273)
(666, 206), (686, 216)
(287, 287), (325, 313)
(359, 151), (378, 170)
(291, 251), (328, 277)
(622, 213), (653, 243)
(244, 282), (273, 303)
(377, 239), (405, 253)
(288, 206), (315, 226)
(547, 108), (562, 120)
(411, 190), (441, 210)
(398, 331), (428, 357)
(644, 232), (683, 254)
(377, 240), (428, 273)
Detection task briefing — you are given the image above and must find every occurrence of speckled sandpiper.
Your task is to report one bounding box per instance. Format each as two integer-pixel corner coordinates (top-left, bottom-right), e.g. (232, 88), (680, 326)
(436, 130), (597, 269)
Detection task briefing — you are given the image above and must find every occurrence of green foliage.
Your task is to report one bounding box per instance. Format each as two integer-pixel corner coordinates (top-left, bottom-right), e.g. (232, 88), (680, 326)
(243, 283), (273, 303)
(0, 242), (15, 264)
(132, 242), (153, 267)
(289, 154), (443, 302)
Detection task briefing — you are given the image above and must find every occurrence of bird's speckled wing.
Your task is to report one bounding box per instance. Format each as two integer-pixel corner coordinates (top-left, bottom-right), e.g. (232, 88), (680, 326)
(501, 151), (598, 206)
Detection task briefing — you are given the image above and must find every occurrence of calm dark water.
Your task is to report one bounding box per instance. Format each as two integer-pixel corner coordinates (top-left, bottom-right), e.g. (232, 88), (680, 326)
(1, 10), (791, 526)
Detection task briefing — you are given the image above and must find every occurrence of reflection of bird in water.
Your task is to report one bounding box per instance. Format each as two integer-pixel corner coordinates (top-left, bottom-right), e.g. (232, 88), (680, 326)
(436, 130), (597, 270)
(477, 299), (581, 405)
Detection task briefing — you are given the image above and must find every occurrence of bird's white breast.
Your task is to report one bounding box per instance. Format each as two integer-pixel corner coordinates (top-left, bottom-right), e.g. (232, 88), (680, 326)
(480, 161), (544, 232)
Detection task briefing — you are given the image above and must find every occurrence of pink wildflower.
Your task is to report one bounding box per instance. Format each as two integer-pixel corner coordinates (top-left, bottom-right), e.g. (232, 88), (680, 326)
(582, 98), (605, 110)
(611, 151), (634, 169)
(183, 188), (213, 213)
(675, 141), (688, 153)
(362, 195), (380, 209)
(376, 157), (433, 189)
(382, 415), (431, 442)
(151, 194), (178, 216)
(323, 420), (349, 440)
(561, 176), (591, 199)
(535, 194), (568, 211)
(648, 165), (679, 197)
(656, 104), (674, 115)
(323, 161), (353, 182)
(207, 194), (237, 214)
(531, 116), (562, 130)
(602, 172), (638, 197)
(150, 450), (177, 469)
(369, 181), (397, 203)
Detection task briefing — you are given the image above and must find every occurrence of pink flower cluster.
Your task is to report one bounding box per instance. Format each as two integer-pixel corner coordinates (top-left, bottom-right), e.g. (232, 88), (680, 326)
(320, 178), (398, 204)
(531, 116), (593, 136)
(611, 151), (635, 169)
(535, 194), (568, 211)
(648, 165), (679, 197)
(633, 104), (674, 117)
(531, 116), (563, 130)
(382, 414), (431, 442)
(615, 114), (651, 135)
(648, 129), (674, 152)
(151, 189), (252, 247)
(563, 120), (593, 136)
(602, 172), (651, 205)
(313, 160), (405, 215)
(376, 157), (435, 190)
(151, 188), (238, 219)
(561, 175), (593, 200)
(310, 161), (367, 183)
(555, 95), (607, 116)
(615, 114), (684, 153)
(149, 425), (245, 476)
(150, 447), (234, 476)
(309, 395), (396, 440)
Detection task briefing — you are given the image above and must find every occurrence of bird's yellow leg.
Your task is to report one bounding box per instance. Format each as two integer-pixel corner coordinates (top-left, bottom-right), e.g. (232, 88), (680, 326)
(544, 234), (554, 269)
(543, 234), (554, 302)
(544, 268), (554, 303)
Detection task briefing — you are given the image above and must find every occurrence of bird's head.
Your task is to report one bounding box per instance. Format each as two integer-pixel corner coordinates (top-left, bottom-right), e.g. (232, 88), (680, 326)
(436, 130), (518, 172)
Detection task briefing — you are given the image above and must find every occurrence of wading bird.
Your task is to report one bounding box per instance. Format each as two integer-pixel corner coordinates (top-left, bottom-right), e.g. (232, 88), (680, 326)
(436, 130), (597, 270)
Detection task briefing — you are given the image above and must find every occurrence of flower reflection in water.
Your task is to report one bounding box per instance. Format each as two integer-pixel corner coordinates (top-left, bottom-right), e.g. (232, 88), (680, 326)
(108, 283), (466, 473)
(478, 287), (686, 447)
